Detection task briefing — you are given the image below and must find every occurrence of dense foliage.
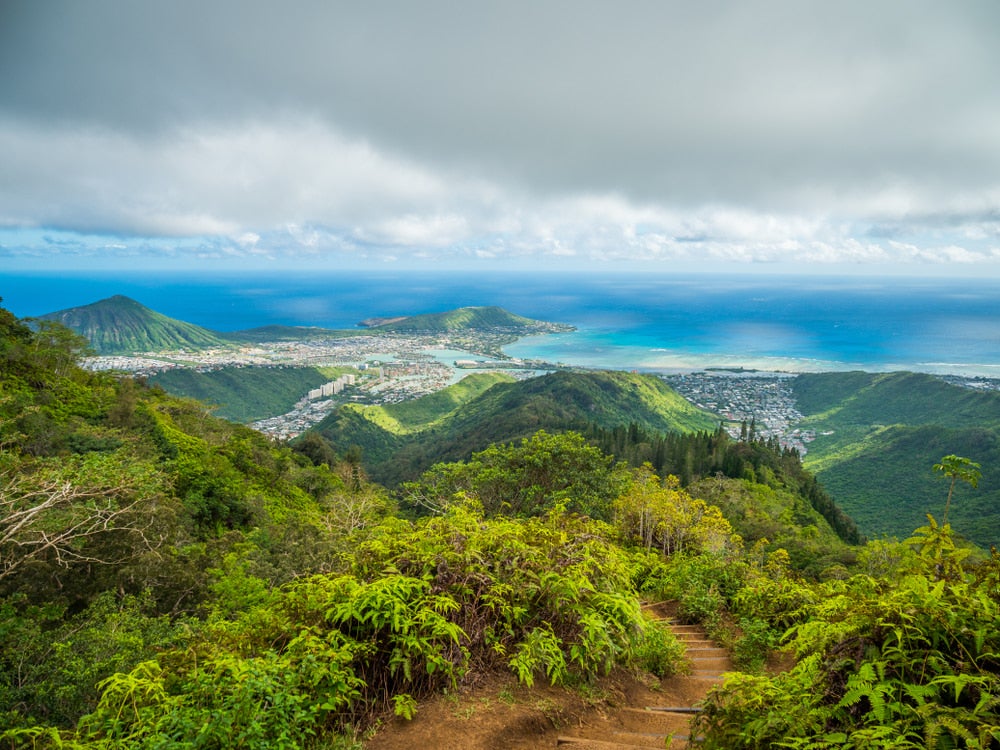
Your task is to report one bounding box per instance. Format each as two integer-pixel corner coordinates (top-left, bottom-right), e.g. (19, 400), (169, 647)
(694, 518), (1000, 748)
(5, 507), (687, 749)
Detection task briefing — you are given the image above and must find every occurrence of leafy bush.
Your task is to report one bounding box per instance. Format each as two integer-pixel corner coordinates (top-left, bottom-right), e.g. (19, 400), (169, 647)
(614, 467), (738, 556)
(6, 506), (673, 746)
(730, 617), (776, 673)
(731, 574), (819, 632)
(694, 522), (1000, 748)
(401, 430), (631, 519)
(0, 592), (182, 733)
(631, 619), (687, 678)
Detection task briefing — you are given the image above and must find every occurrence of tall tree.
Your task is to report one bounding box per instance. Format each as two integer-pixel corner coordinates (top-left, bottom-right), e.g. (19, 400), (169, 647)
(933, 454), (981, 524)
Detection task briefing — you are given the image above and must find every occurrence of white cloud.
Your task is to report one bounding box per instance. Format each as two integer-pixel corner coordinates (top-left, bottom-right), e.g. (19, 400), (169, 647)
(0, 79), (999, 273)
(360, 214), (471, 248)
(0, 117), (474, 236)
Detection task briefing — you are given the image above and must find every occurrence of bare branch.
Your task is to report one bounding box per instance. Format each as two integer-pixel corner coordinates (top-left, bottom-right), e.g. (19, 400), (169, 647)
(0, 470), (163, 582)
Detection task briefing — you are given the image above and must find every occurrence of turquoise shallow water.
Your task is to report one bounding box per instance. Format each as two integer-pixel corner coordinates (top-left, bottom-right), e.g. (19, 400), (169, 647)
(3, 271), (1000, 376)
(503, 330), (876, 374)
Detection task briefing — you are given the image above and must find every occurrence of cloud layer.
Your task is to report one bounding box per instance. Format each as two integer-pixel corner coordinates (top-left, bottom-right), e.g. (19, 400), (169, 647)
(2, 1), (999, 271)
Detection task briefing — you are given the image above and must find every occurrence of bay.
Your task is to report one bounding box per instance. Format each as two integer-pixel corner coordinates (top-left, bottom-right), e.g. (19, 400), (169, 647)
(2, 270), (1000, 376)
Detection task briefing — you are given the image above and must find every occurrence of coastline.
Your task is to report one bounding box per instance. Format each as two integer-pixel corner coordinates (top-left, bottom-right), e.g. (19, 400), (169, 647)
(503, 329), (1000, 379)
(8, 270), (1000, 379)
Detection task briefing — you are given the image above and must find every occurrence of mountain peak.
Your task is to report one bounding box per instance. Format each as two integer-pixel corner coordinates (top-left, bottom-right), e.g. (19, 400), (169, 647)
(41, 296), (229, 355)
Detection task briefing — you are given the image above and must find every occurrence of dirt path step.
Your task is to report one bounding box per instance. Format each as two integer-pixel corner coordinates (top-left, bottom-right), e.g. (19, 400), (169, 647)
(556, 737), (685, 750)
(556, 735), (695, 749)
(554, 602), (730, 748)
(618, 706), (693, 733)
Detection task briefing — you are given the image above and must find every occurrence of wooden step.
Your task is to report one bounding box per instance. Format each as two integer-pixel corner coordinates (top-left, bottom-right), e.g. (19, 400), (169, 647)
(689, 655), (732, 670)
(611, 729), (674, 747)
(556, 735), (691, 750)
(556, 736), (656, 749)
(618, 706), (694, 733)
(556, 601), (716, 750)
(557, 728), (669, 748)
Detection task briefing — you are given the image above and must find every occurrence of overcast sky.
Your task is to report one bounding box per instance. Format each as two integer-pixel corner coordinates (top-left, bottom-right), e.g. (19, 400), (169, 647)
(2, 1), (1000, 274)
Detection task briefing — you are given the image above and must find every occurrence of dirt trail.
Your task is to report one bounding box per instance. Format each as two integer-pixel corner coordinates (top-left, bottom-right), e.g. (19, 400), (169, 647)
(554, 602), (732, 749)
(364, 601), (733, 750)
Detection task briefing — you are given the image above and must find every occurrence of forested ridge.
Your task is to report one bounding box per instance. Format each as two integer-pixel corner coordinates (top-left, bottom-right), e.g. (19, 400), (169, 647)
(794, 371), (1000, 547)
(313, 369), (719, 486)
(2, 302), (1000, 748)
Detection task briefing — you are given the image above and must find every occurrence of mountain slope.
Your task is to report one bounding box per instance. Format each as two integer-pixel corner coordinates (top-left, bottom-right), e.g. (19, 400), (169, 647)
(313, 370), (719, 486)
(148, 365), (353, 423)
(41, 295), (229, 354)
(794, 371), (1000, 431)
(353, 372), (516, 435)
(794, 371), (1000, 546)
(360, 306), (573, 333)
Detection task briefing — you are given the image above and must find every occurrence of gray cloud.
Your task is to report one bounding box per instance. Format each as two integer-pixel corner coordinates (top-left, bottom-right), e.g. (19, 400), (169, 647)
(1, 1), (999, 269)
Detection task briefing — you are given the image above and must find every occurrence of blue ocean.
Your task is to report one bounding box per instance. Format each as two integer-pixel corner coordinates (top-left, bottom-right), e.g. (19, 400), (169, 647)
(2, 271), (1000, 376)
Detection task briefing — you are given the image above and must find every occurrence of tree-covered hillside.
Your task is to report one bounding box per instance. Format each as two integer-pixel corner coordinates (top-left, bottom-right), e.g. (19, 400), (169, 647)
(583, 423), (862, 547)
(149, 365), (358, 423)
(312, 369), (719, 486)
(793, 371), (1000, 547)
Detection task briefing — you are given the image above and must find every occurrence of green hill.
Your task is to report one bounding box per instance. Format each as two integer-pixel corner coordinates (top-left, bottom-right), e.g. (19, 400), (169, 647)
(794, 371), (1000, 431)
(148, 365), (356, 423)
(352, 372), (517, 435)
(794, 371), (1000, 547)
(41, 295), (230, 354)
(360, 305), (574, 333)
(312, 369), (719, 486)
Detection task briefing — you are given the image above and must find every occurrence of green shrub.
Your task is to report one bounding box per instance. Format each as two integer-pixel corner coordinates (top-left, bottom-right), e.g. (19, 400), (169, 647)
(631, 620), (686, 678)
(694, 523), (1000, 748)
(730, 617), (775, 673)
